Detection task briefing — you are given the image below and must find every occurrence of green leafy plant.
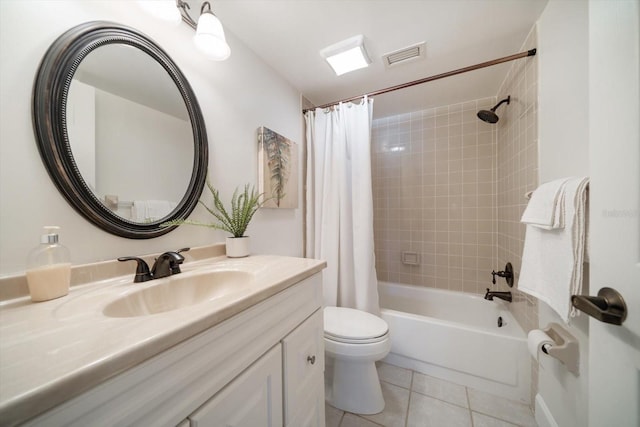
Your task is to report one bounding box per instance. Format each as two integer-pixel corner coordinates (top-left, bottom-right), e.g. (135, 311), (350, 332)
(163, 181), (266, 238)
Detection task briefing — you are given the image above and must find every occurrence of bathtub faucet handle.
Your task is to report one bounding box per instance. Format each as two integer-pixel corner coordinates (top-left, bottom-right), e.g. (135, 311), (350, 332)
(491, 262), (514, 287)
(491, 269), (510, 283)
(491, 270), (504, 284)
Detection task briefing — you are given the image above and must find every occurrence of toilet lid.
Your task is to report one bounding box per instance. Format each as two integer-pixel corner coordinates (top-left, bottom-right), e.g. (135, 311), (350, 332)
(324, 306), (388, 342)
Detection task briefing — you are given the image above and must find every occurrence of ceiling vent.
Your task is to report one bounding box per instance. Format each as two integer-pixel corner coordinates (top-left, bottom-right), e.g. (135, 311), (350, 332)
(383, 42), (426, 68)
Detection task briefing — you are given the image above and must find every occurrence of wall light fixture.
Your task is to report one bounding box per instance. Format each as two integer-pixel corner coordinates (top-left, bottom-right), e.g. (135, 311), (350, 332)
(177, 0), (231, 61)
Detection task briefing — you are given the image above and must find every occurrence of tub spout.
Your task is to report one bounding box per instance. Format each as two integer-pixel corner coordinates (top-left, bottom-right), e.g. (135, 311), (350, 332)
(484, 288), (512, 303)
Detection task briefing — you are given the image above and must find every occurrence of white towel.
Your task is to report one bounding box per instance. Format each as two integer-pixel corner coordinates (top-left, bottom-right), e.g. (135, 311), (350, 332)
(131, 200), (177, 222)
(521, 177), (571, 229)
(518, 177), (589, 322)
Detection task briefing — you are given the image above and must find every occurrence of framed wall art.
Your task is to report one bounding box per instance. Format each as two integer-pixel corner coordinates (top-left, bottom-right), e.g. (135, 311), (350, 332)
(257, 126), (298, 209)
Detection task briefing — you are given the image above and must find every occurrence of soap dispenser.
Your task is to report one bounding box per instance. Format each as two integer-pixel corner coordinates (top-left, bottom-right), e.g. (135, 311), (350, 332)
(26, 226), (71, 302)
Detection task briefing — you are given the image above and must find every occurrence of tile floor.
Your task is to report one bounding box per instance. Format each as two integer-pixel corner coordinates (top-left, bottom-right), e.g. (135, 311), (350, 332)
(326, 362), (538, 427)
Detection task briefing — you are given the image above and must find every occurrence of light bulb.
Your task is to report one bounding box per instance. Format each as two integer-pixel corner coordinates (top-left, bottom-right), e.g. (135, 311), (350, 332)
(137, 0), (181, 24)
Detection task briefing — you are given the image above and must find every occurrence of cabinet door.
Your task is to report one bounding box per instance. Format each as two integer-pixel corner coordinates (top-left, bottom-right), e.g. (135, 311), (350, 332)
(282, 309), (325, 427)
(188, 345), (282, 427)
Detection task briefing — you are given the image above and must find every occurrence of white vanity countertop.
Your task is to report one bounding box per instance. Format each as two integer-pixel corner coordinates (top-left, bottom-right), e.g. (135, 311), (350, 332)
(0, 254), (326, 425)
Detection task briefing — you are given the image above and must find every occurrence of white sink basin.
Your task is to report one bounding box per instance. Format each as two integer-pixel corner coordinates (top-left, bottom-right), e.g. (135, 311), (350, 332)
(103, 270), (254, 318)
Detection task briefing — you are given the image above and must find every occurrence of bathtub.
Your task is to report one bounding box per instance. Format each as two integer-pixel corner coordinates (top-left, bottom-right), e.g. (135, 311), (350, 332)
(379, 281), (531, 403)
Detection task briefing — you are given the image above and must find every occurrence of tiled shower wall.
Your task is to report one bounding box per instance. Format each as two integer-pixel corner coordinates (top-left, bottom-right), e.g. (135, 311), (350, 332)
(371, 98), (498, 294)
(371, 27), (539, 335)
(371, 25), (539, 408)
(495, 26), (539, 404)
(495, 27), (539, 336)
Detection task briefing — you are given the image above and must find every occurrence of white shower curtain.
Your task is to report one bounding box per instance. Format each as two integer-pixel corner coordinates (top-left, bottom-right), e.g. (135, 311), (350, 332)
(304, 98), (380, 315)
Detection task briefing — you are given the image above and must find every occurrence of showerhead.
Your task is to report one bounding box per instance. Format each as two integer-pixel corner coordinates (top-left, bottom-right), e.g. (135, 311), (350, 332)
(477, 109), (499, 123)
(477, 96), (511, 124)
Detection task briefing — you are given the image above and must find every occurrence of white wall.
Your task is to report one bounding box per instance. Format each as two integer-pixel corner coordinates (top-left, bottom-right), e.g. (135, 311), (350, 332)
(94, 88), (192, 203)
(67, 80), (96, 189)
(0, 0), (304, 276)
(536, 1), (590, 426)
(537, 0), (589, 183)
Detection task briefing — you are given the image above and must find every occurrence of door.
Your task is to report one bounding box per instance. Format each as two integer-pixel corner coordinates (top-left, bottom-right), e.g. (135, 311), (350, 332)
(282, 309), (325, 427)
(188, 345), (283, 427)
(588, 1), (640, 426)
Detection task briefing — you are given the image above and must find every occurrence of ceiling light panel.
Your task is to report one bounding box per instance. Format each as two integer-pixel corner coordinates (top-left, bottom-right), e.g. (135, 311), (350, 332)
(320, 35), (371, 76)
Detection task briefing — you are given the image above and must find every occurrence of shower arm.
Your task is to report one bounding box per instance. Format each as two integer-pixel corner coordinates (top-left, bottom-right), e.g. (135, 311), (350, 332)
(491, 96), (511, 112)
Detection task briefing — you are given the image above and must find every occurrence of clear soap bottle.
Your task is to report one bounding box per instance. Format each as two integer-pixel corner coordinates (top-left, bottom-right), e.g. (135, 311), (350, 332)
(26, 226), (71, 302)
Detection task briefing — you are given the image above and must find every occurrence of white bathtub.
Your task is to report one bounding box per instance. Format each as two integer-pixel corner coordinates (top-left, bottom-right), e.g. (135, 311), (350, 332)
(379, 281), (531, 403)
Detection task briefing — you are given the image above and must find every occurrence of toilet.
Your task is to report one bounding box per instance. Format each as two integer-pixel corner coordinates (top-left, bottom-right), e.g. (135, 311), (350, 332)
(324, 306), (391, 414)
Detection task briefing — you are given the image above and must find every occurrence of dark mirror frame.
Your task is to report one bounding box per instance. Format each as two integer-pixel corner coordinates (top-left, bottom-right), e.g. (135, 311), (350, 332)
(32, 21), (208, 239)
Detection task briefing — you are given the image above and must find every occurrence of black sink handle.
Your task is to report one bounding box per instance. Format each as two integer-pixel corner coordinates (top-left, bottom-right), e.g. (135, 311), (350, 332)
(118, 256), (153, 283)
(571, 287), (627, 325)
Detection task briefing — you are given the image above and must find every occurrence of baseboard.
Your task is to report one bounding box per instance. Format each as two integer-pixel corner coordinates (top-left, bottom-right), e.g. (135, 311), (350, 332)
(535, 393), (559, 427)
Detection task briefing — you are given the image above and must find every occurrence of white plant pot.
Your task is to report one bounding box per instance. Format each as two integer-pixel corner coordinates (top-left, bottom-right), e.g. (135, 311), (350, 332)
(225, 236), (250, 258)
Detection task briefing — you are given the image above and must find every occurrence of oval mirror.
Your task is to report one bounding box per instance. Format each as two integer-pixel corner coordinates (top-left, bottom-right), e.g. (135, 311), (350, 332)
(32, 21), (208, 238)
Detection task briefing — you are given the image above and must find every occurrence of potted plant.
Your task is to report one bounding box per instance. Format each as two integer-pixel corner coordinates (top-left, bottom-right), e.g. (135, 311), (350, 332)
(163, 181), (266, 257)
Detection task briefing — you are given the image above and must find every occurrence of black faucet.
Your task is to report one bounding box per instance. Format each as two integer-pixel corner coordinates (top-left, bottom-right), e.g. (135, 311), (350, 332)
(484, 288), (513, 302)
(151, 251), (186, 279)
(118, 248), (190, 282)
(491, 262), (514, 287)
(117, 256), (153, 283)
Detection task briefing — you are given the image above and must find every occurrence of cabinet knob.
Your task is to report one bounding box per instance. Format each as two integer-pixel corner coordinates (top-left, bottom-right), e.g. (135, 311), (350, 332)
(307, 355), (316, 365)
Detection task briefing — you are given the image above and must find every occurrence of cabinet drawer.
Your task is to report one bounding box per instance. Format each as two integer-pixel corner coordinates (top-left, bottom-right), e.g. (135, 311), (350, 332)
(282, 309), (324, 426)
(189, 345), (283, 427)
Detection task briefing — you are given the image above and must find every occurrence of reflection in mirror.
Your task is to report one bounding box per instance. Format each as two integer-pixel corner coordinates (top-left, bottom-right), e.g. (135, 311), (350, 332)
(32, 21), (208, 238)
(67, 44), (194, 222)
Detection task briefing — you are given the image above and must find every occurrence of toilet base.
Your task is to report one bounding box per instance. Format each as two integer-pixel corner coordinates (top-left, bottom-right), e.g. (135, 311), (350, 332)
(325, 355), (385, 414)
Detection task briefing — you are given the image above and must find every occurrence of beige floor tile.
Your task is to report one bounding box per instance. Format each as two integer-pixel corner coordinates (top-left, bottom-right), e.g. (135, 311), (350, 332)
(472, 411), (520, 427)
(406, 391), (472, 427)
(326, 404), (344, 427)
(411, 372), (468, 408)
(340, 413), (384, 427)
(362, 381), (410, 427)
(377, 362), (413, 389)
(467, 388), (536, 427)
(327, 369), (537, 427)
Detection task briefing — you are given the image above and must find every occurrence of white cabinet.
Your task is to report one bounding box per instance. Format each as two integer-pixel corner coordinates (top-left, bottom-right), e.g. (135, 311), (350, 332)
(189, 344), (283, 427)
(283, 309), (325, 427)
(187, 306), (326, 427)
(26, 274), (324, 427)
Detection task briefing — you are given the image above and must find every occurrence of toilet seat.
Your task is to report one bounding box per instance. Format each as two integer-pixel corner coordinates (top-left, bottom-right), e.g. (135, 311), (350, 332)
(324, 306), (389, 344)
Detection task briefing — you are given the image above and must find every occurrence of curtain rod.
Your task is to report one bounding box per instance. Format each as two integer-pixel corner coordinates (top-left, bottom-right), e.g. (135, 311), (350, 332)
(303, 48), (537, 113)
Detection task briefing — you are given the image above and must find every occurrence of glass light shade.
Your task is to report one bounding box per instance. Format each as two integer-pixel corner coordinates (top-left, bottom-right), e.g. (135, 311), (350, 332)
(194, 12), (231, 60)
(137, 0), (181, 24)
